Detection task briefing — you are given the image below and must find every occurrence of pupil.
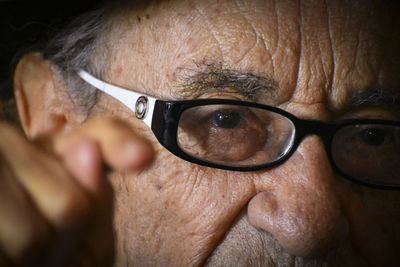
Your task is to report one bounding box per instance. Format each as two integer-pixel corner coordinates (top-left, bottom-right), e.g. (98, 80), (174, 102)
(212, 111), (241, 129)
(360, 128), (387, 146)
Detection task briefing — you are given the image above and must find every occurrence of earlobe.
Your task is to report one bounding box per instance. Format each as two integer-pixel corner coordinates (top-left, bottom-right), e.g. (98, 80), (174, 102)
(13, 52), (71, 139)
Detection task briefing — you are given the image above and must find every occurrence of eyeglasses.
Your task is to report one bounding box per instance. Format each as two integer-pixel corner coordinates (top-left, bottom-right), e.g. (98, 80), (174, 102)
(78, 70), (400, 190)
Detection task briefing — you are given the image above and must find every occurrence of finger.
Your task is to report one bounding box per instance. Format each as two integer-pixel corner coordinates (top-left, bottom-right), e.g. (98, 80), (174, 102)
(0, 122), (90, 229)
(52, 118), (150, 265)
(0, 155), (52, 264)
(62, 137), (105, 196)
(55, 117), (154, 172)
(58, 137), (115, 266)
(74, 172), (115, 267)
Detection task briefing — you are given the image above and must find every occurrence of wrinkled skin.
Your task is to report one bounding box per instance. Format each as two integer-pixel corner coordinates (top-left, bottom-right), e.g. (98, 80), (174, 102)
(104, 0), (400, 265)
(4, 0), (400, 266)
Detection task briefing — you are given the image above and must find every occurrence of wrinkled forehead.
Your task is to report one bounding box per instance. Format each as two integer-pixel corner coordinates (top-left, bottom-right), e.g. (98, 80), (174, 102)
(107, 0), (400, 110)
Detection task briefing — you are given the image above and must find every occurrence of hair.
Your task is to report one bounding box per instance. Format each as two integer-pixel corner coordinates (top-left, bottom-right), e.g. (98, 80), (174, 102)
(0, 0), (153, 121)
(42, 5), (113, 115)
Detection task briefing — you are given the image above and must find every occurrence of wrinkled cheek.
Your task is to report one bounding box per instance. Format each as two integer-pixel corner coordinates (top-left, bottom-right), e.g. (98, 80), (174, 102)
(343, 190), (400, 265)
(110, 149), (255, 265)
(109, 154), (193, 262)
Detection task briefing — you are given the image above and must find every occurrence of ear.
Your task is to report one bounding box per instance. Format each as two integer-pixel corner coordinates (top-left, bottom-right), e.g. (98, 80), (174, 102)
(14, 52), (78, 140)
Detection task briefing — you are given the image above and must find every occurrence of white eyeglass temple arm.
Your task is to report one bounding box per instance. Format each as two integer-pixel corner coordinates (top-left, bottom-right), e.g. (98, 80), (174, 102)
(78, 70), (156, 128)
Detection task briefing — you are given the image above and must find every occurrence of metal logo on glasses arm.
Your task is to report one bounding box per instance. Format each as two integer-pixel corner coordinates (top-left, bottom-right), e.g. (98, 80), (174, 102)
(78, 70), (156, 127)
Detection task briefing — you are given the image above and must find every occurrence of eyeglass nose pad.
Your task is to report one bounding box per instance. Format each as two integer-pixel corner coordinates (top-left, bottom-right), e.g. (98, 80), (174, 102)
(135, 96), (148, 119)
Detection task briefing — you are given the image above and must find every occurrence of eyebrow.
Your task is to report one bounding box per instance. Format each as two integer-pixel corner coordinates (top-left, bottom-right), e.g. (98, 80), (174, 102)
(174, 64), (279, 101)
(346, 87), (400, 110)
(173, 65), (400, 116)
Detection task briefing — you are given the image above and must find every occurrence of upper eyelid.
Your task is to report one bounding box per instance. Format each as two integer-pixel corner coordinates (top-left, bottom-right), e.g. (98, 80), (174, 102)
(336, 107), (400, 121)
(188, 91), (255, 102)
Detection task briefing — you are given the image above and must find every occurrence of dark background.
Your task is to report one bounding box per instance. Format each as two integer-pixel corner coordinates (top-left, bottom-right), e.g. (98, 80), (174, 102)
(0, 0), (98, 98)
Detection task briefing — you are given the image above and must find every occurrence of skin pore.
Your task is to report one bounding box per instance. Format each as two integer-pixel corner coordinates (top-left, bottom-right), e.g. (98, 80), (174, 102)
(10, 0), (400, 266)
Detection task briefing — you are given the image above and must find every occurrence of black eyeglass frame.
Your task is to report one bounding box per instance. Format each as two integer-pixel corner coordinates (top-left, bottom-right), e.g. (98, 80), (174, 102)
(151, 98), (400, 190)
(77, 70), (400, 190)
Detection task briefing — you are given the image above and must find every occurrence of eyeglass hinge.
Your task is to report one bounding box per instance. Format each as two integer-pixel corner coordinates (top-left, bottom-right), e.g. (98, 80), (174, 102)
(135, 96), (148, 119)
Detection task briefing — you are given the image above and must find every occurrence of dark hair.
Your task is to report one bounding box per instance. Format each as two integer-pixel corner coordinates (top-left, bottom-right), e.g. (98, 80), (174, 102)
(0, 1), (107, 121)
(0, 0), (152, 121)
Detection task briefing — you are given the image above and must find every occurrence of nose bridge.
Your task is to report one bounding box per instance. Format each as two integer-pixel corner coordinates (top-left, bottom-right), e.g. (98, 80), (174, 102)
(272, 136), (341, 215)
(295, 118), (334, 143)
(284, 102), (336, 152)
(248, 136), (348, 257)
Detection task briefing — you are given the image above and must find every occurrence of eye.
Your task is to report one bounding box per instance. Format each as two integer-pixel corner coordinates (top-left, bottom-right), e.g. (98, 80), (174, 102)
(177, 104), (295, 166)
(177, 105), (268, 163)
(359, 127), (390, 146)
(332, 124), (400, 185)
(210, 110), (242, 129)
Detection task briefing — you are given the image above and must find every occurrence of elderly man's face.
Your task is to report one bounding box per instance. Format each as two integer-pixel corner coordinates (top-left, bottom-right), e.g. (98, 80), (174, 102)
(88, 0), (400, 265)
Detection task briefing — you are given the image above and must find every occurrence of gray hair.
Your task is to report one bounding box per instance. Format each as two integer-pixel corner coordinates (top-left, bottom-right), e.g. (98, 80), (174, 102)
(1, 4), (115, 122)
(42, 6), (113, 116)
(42, 0), (154, 116)
(0, 0), (155, 122)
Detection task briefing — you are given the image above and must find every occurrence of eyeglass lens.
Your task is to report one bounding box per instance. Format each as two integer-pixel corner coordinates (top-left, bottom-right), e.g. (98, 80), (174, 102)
(177, 104), (400, 186)
(332, 124), (400, 186)
(177, 104), (295, 167)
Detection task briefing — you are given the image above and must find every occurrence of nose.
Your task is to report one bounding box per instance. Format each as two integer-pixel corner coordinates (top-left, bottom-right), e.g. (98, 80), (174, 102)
(247, 136), (349, 257)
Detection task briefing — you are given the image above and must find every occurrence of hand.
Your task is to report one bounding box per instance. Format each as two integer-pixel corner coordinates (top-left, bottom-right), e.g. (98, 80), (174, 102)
(0, 118), (153, 266)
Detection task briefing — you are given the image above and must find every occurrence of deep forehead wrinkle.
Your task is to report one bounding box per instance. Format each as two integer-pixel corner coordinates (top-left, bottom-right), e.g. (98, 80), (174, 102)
(173, 63), (279, 102)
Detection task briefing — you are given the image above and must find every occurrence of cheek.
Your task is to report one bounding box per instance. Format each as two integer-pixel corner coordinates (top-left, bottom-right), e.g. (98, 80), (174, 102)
(110, 145), (255, 264)
(342, 189), (400, 261)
